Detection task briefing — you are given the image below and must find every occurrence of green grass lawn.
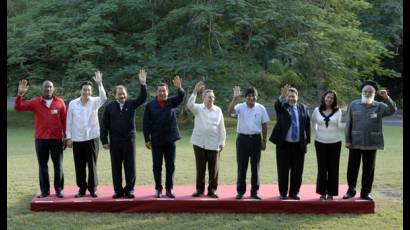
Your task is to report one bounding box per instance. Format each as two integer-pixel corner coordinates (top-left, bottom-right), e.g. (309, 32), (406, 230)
(7, 111), (403, 229)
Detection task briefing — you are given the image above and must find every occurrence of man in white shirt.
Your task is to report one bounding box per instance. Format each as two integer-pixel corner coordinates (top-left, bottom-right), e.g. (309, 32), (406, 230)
(66, 70), (107, 198)
(228, 86), (270, 200)
(187, 81), (226, 198)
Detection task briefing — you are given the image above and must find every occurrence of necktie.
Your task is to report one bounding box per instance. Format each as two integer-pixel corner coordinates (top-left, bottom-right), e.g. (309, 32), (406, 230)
(291, 106), (298, 141)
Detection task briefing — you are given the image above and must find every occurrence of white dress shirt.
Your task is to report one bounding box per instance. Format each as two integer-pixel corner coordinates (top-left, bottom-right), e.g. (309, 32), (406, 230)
(186, 94), (226, 151)
(234, 102), (270, 135)
(66, 85), (107, 142)
(311, 107), (345, 143)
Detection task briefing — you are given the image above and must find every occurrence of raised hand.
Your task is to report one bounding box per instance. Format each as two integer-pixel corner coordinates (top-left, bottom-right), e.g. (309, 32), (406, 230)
(378, 89), (389, 99)
(281, 84), (289, 98)
(139, 68), (147, 85)
(93, 70), (103, 86)
(172, 75), (182, 89)
(18, 79), (29, 96)
(340, 103), (348, 117)
(193, 81), (205, 93)
(233, 86), (241, 98)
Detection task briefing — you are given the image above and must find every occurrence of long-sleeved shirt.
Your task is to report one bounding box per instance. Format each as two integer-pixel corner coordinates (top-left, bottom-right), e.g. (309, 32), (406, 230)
(14, 95), (67, 139)
(100, 85), (147, 144)
(186, 94), (226, 151)
(345, 97), (397, 150)
(311, 107), (345, 143)
(66, 85), (107, 142)
(143, 88), (185, 145)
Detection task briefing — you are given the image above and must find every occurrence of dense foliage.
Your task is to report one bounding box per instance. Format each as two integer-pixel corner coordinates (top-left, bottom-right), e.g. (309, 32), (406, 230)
(7, 0), (402, 108)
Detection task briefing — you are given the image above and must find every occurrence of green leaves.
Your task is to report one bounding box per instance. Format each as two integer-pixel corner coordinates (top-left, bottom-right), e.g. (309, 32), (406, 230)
(7, 0), (401, 107)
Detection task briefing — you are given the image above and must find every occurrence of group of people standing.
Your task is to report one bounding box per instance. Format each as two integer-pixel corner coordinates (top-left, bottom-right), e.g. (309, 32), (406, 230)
(14, 69), (396, 201)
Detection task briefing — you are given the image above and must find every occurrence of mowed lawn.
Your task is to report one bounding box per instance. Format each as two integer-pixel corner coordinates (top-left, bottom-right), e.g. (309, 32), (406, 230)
(7, 111), (402, 229)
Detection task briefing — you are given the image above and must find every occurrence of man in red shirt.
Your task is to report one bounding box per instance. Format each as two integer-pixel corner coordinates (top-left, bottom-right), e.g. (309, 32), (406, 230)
(14, 79), (67, 198)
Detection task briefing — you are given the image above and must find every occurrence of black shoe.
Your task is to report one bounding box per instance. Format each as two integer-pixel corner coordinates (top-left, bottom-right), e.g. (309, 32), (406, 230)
(251, 193), (262, 200)
(154, 190), (162, 198)
(235, 194), (243, 200)
(343, 190), (356, 199)
(166, 190), (175, 198)
(360, 194), (374, 201)
(37, 192), (50, 198)
(327, 195), (333, 200)
(289, 194), (300, 200)
(207, 191), (219, 198)
(75, 189), (86, 198)
(56, 191), (64, 198)
(279, 195), (287, 200)
(192, 191), (204, 197)
(320, 195), (326, 201)
(124, 192), (135, 199)
(112, 193), (123, 199)
(90, 191), (98, 198)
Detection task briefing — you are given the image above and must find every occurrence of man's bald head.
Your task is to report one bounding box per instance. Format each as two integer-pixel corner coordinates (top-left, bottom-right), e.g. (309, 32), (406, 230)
(42, 80), (54, 99)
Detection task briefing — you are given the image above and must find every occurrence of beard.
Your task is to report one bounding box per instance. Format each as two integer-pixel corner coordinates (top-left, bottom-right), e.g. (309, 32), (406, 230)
(361, 95), (375, 104)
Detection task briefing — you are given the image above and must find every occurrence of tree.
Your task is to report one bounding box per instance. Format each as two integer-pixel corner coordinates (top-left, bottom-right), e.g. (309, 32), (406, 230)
(8, 0), (401, 109)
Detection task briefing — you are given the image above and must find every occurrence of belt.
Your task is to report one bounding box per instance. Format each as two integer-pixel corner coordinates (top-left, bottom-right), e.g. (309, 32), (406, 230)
(239, 133), (260, 138)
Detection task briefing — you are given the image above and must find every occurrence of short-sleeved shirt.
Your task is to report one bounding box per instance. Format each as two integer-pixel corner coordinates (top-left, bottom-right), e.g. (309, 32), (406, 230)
(234, 102), (270, 135)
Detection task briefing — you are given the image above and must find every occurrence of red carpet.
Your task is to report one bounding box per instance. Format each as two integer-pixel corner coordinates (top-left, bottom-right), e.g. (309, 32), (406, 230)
(30, 184), (374, 214)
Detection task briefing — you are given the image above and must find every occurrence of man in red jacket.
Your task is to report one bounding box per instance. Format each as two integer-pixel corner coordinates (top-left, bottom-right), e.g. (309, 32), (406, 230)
(14, 79), (67, 198)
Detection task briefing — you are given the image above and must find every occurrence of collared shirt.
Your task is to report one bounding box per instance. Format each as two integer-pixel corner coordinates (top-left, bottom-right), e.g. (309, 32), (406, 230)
(285, 104), (300, 142)
(233, 102), (270, 135)
(117, 101), (125, 111)
(66, 85), (107, 142)
(45, 98), (53, 108)
(157, 99), (166, 108)
(14, 95), (67, 139)
(187, 94), (226, 151)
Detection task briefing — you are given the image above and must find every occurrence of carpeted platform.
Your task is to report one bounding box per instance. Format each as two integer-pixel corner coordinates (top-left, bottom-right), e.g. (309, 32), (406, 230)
(30, 184), (374, 214)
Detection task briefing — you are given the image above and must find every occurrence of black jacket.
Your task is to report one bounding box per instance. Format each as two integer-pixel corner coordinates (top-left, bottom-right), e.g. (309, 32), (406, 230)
(143, 88), (185, 145)
(269, 97), (311, 153)
(100, 85), (147, 144)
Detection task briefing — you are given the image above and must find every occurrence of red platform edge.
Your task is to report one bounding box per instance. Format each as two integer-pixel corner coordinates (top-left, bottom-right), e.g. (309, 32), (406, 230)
(30, 184), (375, 214)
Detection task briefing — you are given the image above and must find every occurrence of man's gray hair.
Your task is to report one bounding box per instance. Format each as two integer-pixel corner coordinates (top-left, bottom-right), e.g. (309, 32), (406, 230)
(288, 87), (298, 96)
(202, 89), (214, 98)
(114, 85), (127, 95)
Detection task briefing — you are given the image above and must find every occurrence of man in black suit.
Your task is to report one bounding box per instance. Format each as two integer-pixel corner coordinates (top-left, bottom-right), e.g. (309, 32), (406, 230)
(100, 68), (147, 199)
(143, 75), (185, 198)
(269, 84), (311, 200)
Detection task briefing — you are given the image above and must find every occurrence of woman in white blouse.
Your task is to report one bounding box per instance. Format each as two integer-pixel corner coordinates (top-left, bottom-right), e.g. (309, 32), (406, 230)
(311, 90), (346, 200)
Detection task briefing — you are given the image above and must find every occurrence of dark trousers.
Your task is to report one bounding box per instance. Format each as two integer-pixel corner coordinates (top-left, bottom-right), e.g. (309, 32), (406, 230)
(236, 134), (261, 195)
(315, 141), (341, 196)
(276, 141), (305, 196)
(73, 138), (99, 193)
(193, 145), (220, 193)
(34, 139), (64, 194)
(110, 139), (136, 195)
(152, 142), (176, 191)
(346, 149), (377, 195)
